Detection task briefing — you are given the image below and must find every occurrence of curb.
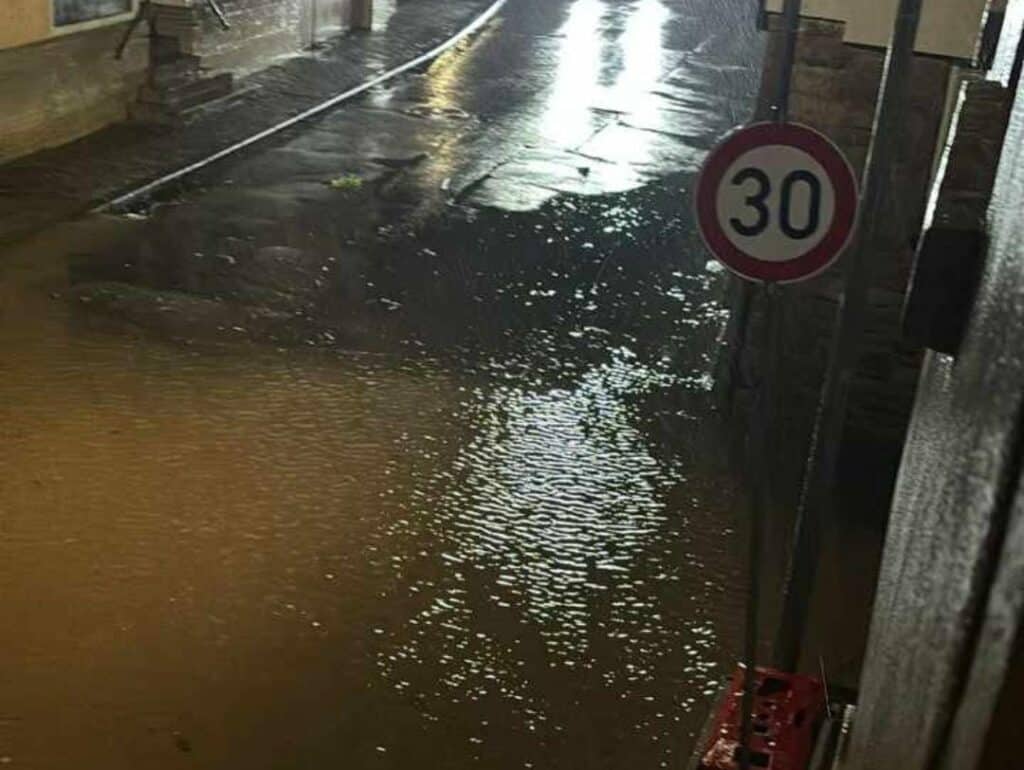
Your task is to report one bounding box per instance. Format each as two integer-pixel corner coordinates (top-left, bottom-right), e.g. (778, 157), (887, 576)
(100, 0), (508, 213)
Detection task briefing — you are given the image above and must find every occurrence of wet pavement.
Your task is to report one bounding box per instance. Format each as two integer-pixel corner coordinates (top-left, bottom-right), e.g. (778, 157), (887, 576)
(0, 0), (496, 244)
(0, 0), (763, 768)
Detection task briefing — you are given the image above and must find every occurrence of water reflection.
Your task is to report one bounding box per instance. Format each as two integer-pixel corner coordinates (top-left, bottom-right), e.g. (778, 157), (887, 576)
(0, 221), (740, 767)
(374, 338), (736, 766)
(0, 0), (755, 765)
(373, 0), (398, 29)
(540, 0), (606, 146)
(398, 350), (671, 650)
(612, 0), (670, 105)
(533, 0), (679, 201)
(542, 0), (671, 150)
(606, 0), (671, 159)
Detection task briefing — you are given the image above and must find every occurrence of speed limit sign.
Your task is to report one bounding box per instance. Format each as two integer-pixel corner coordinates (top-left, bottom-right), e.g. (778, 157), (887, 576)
(695, 123), (859, 284)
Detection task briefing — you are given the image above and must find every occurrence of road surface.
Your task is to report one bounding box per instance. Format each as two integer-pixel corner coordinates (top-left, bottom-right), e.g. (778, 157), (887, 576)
(0, 1), (762, 767)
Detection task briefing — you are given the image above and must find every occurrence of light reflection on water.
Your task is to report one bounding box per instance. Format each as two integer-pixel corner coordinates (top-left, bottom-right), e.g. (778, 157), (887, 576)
(613, 0), (671, 102)
(364, 329), (741, 768)
(376, 347), (732, 752)
(373, 0), (398, 29)
(0, 224), (740, 768)
(541, 0), (670, 149)
(609, 0), (672, 136)
(0, 0), (758, 760)
(540, 0), (605, 146)
(423, 350), (672, 641)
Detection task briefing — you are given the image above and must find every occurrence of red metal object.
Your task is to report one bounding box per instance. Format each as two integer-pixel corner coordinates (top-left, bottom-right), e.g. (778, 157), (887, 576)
(699, 666), (826, 770)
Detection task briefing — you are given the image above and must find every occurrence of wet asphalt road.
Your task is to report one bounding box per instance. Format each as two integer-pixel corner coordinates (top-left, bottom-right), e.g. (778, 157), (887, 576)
(142, 0), (760, 223)
(0, 1), (764, 768)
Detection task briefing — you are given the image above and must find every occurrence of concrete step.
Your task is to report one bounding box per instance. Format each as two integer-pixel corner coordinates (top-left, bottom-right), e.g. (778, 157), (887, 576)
(148, 54), (203, 88)
(131, 72), (235, 125)
(127, 100), (182, 127)
(137, 72), (234, 113)
(150, 34), (186, 65)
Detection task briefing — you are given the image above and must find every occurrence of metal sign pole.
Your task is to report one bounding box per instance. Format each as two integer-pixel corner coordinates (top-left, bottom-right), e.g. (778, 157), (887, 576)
(310, 0), (319, 49)
(739, 2), (802, 768)
(773, 0), (926, 672)
(773, 0), (803, 124)
(739, 281), (781, 770)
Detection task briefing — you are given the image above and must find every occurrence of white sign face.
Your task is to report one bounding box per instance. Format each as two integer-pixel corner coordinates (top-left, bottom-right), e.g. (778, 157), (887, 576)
(695, 123), (859, 284)
(716, 144), (837, 264)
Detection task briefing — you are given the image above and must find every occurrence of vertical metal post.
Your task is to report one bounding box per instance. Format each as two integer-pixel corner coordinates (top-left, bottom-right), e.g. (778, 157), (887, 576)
(310, 0), (319, 49)
(739, 282), (783, 770)
(738, 3), (802, 768)
(773, 0), (926, 672)
(774, 0), (803, 124)
(351, 0), (373, 31)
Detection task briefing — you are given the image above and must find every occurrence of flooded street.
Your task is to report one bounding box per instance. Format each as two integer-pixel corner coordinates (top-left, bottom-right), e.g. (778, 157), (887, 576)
(1, 222), (744, 769)
(0, 0), (762, 767)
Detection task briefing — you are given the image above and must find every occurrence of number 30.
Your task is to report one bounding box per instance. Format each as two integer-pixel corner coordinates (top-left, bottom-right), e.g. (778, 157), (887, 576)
(729, 167), (822, 240)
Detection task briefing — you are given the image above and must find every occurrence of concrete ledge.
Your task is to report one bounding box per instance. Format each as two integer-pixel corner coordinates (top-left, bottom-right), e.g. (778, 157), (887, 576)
(0, 24), (149, 163)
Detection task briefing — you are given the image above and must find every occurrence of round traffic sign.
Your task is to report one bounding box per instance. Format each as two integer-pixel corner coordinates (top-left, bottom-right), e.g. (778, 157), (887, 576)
(695, 122), (859, 284)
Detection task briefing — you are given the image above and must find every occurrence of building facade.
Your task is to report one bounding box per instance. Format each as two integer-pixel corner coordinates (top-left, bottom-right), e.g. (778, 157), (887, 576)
(727, 1), (1003, 473)
(719, 0), (1015, 694)
(847, 9), (1024, 766)
(0, 0), (363, 164)
(0, 0), (149, 163)
(762, 0), (993, 59)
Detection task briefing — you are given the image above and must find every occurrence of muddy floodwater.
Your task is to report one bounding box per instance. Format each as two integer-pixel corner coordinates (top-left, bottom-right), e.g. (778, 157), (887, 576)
(0, 211), (745, 770)
(0, 0), (763, 767)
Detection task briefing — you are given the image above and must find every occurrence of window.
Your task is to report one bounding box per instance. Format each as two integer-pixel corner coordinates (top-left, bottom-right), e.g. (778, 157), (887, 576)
(53, 0), (132, 28)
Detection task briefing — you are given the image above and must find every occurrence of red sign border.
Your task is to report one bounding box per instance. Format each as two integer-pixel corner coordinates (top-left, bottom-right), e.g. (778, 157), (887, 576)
(695, 122), (859, 284)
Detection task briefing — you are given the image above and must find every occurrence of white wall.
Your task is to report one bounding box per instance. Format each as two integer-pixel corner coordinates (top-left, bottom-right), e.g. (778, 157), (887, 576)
(764, 0), (990, 60)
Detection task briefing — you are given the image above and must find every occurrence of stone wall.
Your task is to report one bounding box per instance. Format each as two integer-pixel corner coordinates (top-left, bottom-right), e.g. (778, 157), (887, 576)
(0, 23), (148, 164)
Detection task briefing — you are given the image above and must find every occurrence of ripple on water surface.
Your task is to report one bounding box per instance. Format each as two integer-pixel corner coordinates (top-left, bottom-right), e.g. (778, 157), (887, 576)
(0, 215), (743, 770)
(374, 346), (741, 767)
